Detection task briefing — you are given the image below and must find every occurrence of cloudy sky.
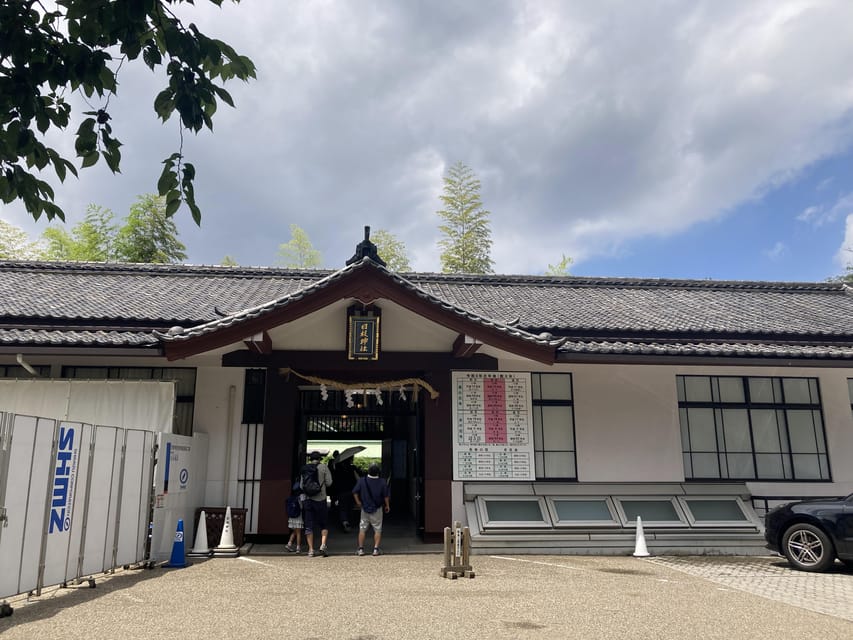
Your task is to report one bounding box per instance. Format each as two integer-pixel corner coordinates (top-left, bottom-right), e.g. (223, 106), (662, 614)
(4, 0), (853, 281)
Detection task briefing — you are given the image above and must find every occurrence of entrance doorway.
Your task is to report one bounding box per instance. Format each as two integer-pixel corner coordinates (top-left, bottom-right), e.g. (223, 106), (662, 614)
(298, 386), (425, 548)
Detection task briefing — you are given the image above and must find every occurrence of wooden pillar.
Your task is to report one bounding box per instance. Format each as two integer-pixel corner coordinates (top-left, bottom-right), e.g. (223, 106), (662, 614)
(422, 370), (453, 542)
(256, 367), (296, 535)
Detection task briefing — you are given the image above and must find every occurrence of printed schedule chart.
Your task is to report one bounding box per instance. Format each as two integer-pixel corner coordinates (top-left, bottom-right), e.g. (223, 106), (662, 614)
(452, 371), (535, 480)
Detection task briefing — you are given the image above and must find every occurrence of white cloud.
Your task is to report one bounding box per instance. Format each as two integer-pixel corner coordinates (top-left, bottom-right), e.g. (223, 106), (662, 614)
(837, 214), (853, 268)
(797, 205), (821, 223)
(763, 241), (787, 260)
(798, 193), (853, 227)
(4, 1), (853, 275)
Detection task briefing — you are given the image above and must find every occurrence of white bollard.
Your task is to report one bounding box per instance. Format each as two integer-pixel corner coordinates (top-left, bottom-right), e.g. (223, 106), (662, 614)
(632, 515), (650, 557)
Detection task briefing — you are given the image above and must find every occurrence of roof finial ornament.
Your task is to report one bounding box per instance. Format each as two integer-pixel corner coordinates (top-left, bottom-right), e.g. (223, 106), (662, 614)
(346, 225), (387, 267)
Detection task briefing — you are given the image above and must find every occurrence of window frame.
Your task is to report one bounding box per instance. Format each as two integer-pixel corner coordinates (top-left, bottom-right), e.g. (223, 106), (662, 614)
(676, 496), (759, 528)
(678, 375), (831, 482)
(475, 496), (552, 529)
(531, 372), (577, 481)
(848, 378), (853, 415)
(545, 496), (620, 528)
(613, 496), (689, 528)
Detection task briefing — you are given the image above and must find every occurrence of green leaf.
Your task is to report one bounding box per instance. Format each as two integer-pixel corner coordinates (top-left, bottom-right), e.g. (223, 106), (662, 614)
(164, 189), (181, 217)
(154, 89), (175, 121)
(187, 198), (202, 226)
(81, 151), (100, 168)
(142, 42), (162, 69)
(212, 85), (234, 108)
(157, 165), (178, 195)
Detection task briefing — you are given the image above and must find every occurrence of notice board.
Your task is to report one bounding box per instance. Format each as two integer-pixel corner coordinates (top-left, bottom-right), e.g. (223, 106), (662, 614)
(452, 371), (535, 481)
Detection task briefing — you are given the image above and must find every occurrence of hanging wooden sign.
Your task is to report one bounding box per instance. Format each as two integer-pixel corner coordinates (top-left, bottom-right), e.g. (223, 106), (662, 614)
(347, 306), (381, 360)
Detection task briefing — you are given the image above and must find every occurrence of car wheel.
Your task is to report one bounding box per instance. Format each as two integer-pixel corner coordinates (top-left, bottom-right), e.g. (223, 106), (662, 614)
(782, 523), (835, 572)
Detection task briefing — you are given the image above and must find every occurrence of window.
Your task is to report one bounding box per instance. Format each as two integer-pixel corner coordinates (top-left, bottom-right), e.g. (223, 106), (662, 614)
(476, 497), (550, 528)
(678, 497), (756, 527)
(62, 366), (196, 436)
(547, 497), (619, 527)
(848, 379), (853, 416)
(242, 369), (266, 424)
(532, 373), (576, 480)
(0, 364), (50, 377)
(614, 497), (687, 527)
(678, 375), (829, 481)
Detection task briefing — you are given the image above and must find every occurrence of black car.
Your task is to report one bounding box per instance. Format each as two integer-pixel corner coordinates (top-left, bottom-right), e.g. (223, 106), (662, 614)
(764, 494), (853, 572)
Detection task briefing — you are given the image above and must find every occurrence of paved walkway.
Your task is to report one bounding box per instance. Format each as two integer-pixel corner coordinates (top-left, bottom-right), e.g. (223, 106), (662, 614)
(1, 554), (851, 639)
(647, 555), (853, 622)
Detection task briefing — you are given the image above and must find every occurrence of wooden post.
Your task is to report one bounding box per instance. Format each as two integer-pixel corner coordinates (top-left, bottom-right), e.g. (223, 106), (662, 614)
(440, 521), (475, 579)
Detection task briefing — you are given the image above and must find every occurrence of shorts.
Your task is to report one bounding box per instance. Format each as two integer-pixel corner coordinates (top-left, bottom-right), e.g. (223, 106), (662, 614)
(302, 499), (329, 535)
(287, 516), (303, 529)
(359, 508), (384, 532)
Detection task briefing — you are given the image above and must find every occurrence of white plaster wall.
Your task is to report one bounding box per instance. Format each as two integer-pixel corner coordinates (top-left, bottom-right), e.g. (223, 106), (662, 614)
(497, 358), (853, 495)
(191, 365), (246, 507)
(265, 299), (458, 352)
(573, 364), (683, 482)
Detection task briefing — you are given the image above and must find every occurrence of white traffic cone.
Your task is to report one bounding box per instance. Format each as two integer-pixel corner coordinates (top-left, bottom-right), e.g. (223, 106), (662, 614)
(633, 515), (650, 557)
(213, 506), (240, 557)
(187, 510), (212, 558)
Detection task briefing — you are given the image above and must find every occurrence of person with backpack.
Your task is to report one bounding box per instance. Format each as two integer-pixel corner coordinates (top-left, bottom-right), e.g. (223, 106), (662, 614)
(284, 482), (305, 553)
(301, 450), (333, 557)
(352, 463), (390, 556)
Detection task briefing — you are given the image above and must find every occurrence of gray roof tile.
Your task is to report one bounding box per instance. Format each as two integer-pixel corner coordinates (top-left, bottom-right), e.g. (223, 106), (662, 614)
(1, 261), (852, 359)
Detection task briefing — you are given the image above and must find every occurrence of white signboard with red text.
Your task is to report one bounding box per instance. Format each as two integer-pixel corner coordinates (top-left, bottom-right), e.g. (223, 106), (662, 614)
(452, 371), (535, 481)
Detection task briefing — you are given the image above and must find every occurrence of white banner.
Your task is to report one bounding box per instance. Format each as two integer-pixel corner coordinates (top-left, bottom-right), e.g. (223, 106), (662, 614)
(0, 379), (175, 432)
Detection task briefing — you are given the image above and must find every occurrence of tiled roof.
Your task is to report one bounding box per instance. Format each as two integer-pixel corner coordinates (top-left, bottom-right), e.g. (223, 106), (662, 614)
(156, 259), (564, 349)
(558, 339), (853, 359)
(1, 260), (851, 359)
(0, 328), (158, 347)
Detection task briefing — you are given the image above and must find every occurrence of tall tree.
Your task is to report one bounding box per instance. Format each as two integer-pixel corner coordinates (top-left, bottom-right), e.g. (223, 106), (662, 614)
(371, 229), (411, 271)
(436, 162), (494, 274)
(545, 254), (573, 276)
(42, 204), (118, 261)
(113, 195), (187, 263)
(277, 224), (322, 268)
(0, 219), (42, 259)
(0, 1), (255, 224)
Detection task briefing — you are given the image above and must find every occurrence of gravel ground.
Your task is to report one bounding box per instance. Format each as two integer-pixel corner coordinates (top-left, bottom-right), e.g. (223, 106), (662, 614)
(1, 554), (851, 639)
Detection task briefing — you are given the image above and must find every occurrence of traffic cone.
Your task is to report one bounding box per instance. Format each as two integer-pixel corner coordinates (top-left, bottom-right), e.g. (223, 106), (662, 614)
(187, 510), (212, 558)
(213, 506), (239, 557)
(632, 515), (650, 557)
(163, 519), (188, 568)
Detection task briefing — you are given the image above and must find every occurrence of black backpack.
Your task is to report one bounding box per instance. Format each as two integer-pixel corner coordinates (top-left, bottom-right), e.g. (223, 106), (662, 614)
(300, 463), (322, 497)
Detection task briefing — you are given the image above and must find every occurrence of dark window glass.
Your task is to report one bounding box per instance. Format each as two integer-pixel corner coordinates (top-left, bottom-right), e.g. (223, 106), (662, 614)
(677, 375), (829, 481)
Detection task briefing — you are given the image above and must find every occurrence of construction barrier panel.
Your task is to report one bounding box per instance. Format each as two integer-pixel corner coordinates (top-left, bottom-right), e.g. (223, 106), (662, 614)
(0, 411), (158, 599)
